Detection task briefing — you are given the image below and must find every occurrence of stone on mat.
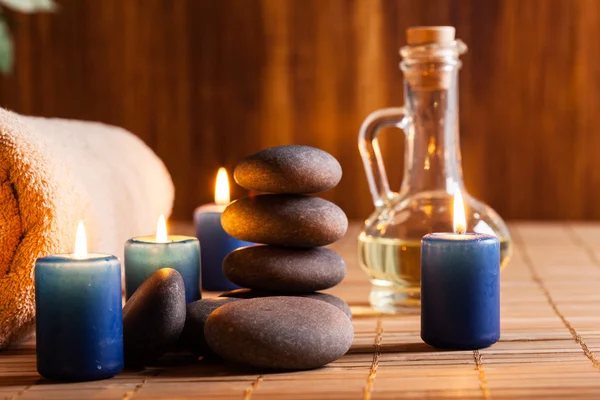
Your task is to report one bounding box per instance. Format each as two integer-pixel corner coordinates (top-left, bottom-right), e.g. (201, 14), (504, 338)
(205, 297), (354, 370)
(179, 298), (242, 357)
(234, 145), (342, 194)
(223, 245), (346, 292)
(220, 288), (352, 320)
(122, 268), (186, 367)
(221, 194), (347, 247)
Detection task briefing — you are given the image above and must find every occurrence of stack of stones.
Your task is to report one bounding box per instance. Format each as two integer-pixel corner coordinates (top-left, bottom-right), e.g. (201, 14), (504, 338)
(220, 145), (351, 316)
(179, 145), (354, 371)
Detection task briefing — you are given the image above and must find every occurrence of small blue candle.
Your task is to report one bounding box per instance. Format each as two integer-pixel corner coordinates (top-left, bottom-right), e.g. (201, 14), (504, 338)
(125, 215), (201, 303)
(194, 168), (251, 291)
(35, 222), (123, 382)
(420, 190), (500, 350)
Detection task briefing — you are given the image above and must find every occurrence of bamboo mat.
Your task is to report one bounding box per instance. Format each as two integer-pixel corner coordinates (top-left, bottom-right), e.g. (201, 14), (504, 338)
(2, 222), (600, 399)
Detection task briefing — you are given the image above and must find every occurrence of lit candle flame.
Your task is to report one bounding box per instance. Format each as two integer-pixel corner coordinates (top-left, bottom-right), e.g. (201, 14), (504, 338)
(453, 189), (466, 234)
(215, 167), (230, 205)
(156, 214), (169, 243)
(73, 221), (88, 259)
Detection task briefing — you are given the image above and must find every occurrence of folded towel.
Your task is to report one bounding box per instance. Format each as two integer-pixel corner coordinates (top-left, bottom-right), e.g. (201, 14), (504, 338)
(0, 108), (174, 348)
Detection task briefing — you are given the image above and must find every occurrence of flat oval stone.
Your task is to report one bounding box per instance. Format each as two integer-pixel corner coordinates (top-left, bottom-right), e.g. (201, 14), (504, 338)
(234, 145), (342, 194)
(220, 288), (352, 320)
(179, 298), (242, 357)
(221, 195), (348, 247)
(205, 297), (353, 370)
(123, 268), (187, 367)
(223, 246), (345, 292)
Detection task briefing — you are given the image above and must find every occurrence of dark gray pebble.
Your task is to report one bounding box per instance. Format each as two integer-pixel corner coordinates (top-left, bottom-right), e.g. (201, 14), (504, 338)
(220, 288), (352, 320)
(234, 145), (342, 194)
(223, 245), (346, 292)
(179, 298), (242, 357)
(205, 297), (353, 370)
(122, 268), (187, 367)
(221, 194), (348, 247)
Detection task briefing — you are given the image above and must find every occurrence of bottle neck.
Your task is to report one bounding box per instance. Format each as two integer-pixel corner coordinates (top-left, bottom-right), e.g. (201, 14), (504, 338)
(399, 69), (464, 196)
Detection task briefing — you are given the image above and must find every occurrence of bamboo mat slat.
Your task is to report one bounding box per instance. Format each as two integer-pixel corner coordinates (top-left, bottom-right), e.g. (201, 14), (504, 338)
(2, 222), (600, 399)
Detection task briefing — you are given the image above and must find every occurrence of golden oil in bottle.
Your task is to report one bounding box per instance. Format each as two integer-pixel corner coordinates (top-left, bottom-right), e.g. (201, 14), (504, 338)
(358, 233), (511, 313)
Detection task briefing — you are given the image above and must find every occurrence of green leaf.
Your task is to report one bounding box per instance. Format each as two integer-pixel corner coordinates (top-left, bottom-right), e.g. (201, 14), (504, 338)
(0, 16), (13, 74)
(0, 0), (57, 13)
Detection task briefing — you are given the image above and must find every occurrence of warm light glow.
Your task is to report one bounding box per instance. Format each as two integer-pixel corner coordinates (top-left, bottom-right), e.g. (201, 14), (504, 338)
(156, 214), (169, 243)
(427, 137), (436, 155)
(453, 189), (466, 234)
(215, 167), (230, 205)
(73, 221), (88, 259)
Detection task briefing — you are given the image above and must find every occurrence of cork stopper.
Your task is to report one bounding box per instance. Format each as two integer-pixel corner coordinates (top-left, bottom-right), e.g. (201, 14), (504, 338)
(406, 26), (455, 45)
(404, 26), (458, 91)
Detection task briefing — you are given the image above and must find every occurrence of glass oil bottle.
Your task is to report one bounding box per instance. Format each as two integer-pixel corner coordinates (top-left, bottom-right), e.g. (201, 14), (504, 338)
(358, 27), (511, 313)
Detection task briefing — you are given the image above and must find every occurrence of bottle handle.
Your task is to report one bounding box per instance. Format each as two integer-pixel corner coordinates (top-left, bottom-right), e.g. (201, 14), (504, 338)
(358, 107), (409, 209)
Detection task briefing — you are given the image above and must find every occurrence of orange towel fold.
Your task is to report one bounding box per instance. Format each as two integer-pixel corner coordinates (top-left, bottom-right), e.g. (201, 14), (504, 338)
(0, 108), (174, 348)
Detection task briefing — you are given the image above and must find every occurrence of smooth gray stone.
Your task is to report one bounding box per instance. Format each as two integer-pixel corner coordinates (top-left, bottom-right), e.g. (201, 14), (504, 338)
(223, 245), (346, 292)
(179, 298), (242, 357)
(123, 268), (187, 367)
(234, 145), (342, 194)
(205, 297), (354, 370)
(220, 288), (352, 320)
(221, 194), (348, 247)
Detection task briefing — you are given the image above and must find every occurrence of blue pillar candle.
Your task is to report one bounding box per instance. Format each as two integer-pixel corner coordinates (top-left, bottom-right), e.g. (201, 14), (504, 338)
(194, 168), (252, 291)
(421, 190), (500, 350)
(35, 223), (123, 382)
(124, 217), (201, 303)
(420, 232), (500, 349)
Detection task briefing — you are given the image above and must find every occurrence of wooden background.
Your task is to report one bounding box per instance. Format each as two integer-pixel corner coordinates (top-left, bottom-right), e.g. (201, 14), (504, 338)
(0, 0), (598, 221)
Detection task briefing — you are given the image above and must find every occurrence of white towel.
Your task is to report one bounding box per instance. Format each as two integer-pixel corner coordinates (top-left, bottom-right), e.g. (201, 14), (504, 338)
(0, 108), (174, 348)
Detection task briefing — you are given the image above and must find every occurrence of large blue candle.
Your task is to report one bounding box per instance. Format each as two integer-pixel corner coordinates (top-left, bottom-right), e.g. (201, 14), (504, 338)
(194, 168), (251, 291)
(35, 222), (123, 382)
(124, 216), (201, 303)
(420, 191), (500, 349)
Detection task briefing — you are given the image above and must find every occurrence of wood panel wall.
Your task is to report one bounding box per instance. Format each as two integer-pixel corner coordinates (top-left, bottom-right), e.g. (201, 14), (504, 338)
(1, 0), (599, 221)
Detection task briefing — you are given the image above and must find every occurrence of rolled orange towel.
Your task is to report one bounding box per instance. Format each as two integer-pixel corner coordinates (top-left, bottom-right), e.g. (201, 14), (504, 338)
(0, 108), (174, 348)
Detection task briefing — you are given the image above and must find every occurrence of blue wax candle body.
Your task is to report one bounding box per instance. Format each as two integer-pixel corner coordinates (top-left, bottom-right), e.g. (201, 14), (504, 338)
(421, 233), (500, 350)
(194, 204), (252, 291)
(125, 236), (201, 303)
(35, 255), (123, 381)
